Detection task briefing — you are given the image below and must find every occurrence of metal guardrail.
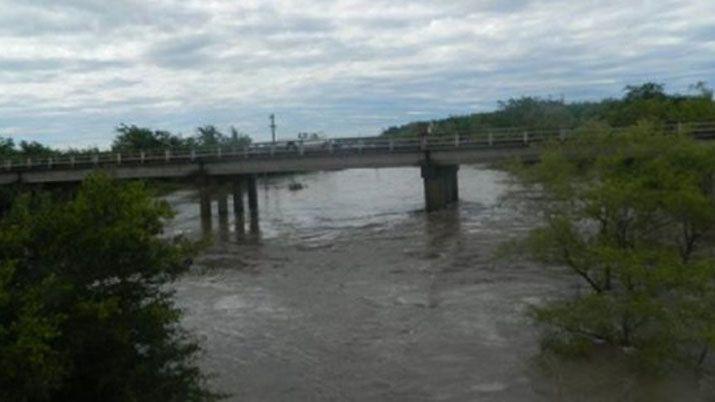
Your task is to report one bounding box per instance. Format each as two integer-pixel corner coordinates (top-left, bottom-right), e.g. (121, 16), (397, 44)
(3, 121), (715, 173)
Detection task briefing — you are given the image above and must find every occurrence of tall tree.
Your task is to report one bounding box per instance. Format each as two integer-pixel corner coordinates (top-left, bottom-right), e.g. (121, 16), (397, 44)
(0, 136), (14, 156)
(0, 174), (220, 401)
(112, 124), (184, 153)
(18, 140), (54, 158)
(623, 82), (667, 102)
(229, 126), (252, 148)
(511, 122), (715, 368)
(195, 125), (227, 148)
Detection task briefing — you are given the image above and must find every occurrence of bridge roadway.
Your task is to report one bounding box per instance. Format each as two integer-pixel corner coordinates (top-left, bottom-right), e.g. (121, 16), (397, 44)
(1, 122), (713, 226)
(0, 137), (538, 185)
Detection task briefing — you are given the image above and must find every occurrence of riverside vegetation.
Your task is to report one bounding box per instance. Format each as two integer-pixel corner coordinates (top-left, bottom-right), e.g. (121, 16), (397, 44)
(510, 121), (715, 372)
(382, 82), (715, 137)
(0, 174), (220, 401)
(1, 82), (714, 398)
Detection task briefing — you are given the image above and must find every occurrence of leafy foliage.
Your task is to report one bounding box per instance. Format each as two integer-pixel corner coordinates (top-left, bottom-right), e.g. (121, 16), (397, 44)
(0, 124), (253, 161)
(511, 122), (715, 368)
(0, 174), (219, 401)
(192, 125), (252, 150)
(17, 140), (55, 158)
(112, 124), (252, 153)
(112, 124), (186, 153)
(383, 82), (715, 137)
(0, 137), (14, 156)
(0, 137), (56, 158)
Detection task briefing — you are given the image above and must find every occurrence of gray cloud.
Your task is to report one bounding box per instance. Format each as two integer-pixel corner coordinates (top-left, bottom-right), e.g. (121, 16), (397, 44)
(0, 0), (714, 147)
(145, 34), (220, 69)
(7, 0), (209, 33)
(0, 57), (127, 73)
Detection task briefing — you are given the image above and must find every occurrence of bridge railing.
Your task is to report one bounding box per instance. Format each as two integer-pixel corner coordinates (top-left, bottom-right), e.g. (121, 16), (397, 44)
(3, 121), (715, 172)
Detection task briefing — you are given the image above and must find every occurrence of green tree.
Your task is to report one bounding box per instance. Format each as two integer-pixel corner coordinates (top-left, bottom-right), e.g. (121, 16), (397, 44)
(0, 174), (219, 401)
(690, 81), (713, 100)
(512, 122), (715, 368)
(113, 124), (161, 152)
(229, 126), (252, 148)
(623, 82), (667, 102)
(495, 97), (577, 129)
(194, 125), (227, 149)
(193, 125), (252, 150)
(381, 81), (715, 137)
(18, 140), (54, 158)
(112, 124), (185, 153)
(0, 136), (14, 156)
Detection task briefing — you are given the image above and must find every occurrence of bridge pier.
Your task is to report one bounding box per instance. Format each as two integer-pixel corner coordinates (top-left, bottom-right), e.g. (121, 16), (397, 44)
(217, 186), (230, 240)
(233, 177), (246, 238)
(199, 185), (213, 234)
(421, 163), (459, 212)
(247, 174), (259, 234)
(198, 175), (259, 238)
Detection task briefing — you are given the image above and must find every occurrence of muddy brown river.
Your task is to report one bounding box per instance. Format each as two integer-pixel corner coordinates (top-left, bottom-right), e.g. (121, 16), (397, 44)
(166, 167), (711, 401)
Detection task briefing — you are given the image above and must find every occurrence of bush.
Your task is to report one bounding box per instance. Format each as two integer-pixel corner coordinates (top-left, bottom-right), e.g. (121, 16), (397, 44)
(0, 173), (219, 401)
(512, 122), (715, 369)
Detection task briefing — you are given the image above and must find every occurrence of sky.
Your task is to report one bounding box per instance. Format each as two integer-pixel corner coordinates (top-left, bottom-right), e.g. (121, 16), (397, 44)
(0, 0), (714, 148)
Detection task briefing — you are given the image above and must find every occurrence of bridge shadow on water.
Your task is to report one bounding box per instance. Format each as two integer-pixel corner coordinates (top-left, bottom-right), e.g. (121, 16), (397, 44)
(192, 182), (490, 252)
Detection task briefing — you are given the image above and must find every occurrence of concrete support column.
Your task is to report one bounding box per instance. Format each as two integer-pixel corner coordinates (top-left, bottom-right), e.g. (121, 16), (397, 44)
(217, 189), (229, 219)
(233, 177), (245, 238)
(217, 187), (229, 240)
(233, 177), (245, 217)
(199, 184), (213, 234)
(247, 174), (259, 234)
(421, 163), (459, 212)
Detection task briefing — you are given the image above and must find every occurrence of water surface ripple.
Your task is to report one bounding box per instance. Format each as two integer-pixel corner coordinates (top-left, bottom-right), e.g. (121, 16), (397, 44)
(170, 167), (708, 401)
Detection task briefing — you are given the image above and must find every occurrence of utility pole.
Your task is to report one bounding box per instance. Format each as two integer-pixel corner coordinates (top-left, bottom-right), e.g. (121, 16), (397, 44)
(270, 114), (276, 144)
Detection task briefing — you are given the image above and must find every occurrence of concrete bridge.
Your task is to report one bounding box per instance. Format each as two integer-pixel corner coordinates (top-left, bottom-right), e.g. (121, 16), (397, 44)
(2, 122), (713, 233)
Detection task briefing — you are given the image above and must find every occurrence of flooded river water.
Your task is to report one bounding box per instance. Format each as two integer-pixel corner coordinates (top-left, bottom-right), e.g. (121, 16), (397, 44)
(167, 167), (710, 401)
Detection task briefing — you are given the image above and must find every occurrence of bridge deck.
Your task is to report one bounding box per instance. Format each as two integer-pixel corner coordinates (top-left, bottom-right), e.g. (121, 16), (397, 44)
(1, 122), (714, 184)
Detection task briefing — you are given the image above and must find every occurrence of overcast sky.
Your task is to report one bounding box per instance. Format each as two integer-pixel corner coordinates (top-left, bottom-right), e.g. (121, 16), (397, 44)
(0, 0), (714, 147)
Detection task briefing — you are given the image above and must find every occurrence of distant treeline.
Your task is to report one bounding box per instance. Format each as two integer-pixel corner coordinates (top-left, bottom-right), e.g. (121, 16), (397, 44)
(382, 82), (715, 137)
(0, 124), (252, 158)
(2, 82), (715, 156)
